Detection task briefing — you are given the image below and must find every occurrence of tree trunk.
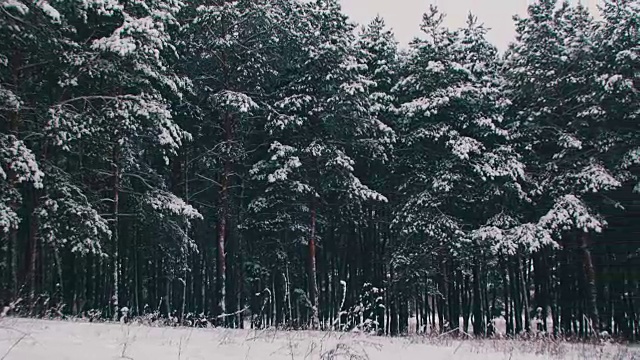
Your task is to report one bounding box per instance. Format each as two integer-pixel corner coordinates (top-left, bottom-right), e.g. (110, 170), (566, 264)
(216, 191), (227, 321)
(472, 264), (484, 336)
(533, 251), (549, 332)
(503, 263), (512, 334)
(217, 110), (233, 323)
(559, 241), (572, 335)
(112, 145), (121, 321)
(308, 197), (320, 329)
(518, 256), (531, 333)
(580, 232), (599, 334)
(440, 260), (449, 331)
(451, 265), (461, 332)
(399, 297), (408, 335)
(510, 261), (522, 334)
(9, 217), (19, 298)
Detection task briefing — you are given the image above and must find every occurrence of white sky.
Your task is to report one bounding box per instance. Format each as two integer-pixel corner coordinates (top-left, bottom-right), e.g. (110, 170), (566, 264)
(338, 0), (602, 52)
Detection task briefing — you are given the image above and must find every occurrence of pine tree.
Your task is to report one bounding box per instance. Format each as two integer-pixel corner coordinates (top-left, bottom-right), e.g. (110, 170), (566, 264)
(503, 0), (626, 335)
(3, 1), (195, 316)
(392, 6), (527, 334)
(249, 0), (392, 329)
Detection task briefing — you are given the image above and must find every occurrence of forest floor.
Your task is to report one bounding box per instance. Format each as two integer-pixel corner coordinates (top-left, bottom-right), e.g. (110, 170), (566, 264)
(0, 318), (638, 360)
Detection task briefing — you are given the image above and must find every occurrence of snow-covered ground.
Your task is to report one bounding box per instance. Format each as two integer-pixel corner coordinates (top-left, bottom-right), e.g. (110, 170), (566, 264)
(0, 318), (637, 360)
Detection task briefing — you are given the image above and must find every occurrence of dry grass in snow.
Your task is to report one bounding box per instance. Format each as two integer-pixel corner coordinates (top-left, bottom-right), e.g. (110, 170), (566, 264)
(0, 318), (638, 360)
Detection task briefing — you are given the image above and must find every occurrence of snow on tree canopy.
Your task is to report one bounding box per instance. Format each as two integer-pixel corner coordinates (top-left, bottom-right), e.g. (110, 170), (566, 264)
(76, 0), (124, 19)
(473, 146), (526, 183)
(476, 223), (556, 256)
(267, 156), (302, 184)
(557, 133), (583, 150)
(36, 1), (61, 23)
(447, 135), (484, 160)
(622, 148), (640, 169)
(2, 0), (28, 16)
(47, 94), (188, 153)
(392, 5), (523, 247)
(470, 225), (503, 245)
(275, 95), (314, 113)
(571, 161), (621, 193)
(0, 201), (20, 233)
(211, 90), (259, 114)
(347, 175), (388, 202)
(0, 134), (44, 187)
(37, 179), (111, 256)
(0, 86), (21, 112)
(146, 190), (202, 220)
(539, 194), (606, 234)
(471, 207), (557, 255)
(326, 150), (355, 172)
(91, 14), (169, 58)
(250, 141), (302, 184)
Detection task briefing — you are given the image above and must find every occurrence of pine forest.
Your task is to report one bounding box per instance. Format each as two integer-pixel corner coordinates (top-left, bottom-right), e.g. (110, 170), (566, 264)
(1, 0), (639, 341)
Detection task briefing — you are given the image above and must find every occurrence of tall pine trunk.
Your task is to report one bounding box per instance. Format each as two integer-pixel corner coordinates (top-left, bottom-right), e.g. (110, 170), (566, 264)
(518, 256), (531, 333)
(580, 232), (599, 334)
(217, 109), (234, 324)
(217, 161), (229, 321)
(472, 264), (484, 336)
(112, 144), (121, 321)
(27, 188), (40, 302)
(308, 197), (320, 329)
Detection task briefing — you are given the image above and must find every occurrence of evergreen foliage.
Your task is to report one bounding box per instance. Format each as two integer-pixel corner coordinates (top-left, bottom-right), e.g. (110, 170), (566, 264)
(1, 0), (639, 339)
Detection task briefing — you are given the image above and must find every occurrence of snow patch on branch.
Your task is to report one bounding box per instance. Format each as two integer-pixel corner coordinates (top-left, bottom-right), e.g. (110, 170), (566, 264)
(3, 0), (29, 16)
(349, 176), (387, 202)
(621, 148), (640, 168)
(472, 222), (556, 256)
(447, 136), (483, 160)
(0, 134), (44, 188)
(36, 1), (61, 23)
(267, 157), (301, 183)
(92, 14), (168, 58)
(0, 87), (21, 112)
(557, 133), (583, 150)
(147, 191), (202, 220)
(495, 223), (555, 255)
(572, 162), (620, 193)
(211, 90), (258, 113)
(539, 195), (605, 234)
(0, 202), (20, 234)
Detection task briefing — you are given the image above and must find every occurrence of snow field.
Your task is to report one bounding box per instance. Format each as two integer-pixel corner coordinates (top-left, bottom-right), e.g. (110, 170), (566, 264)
(0, 318), (637, 360)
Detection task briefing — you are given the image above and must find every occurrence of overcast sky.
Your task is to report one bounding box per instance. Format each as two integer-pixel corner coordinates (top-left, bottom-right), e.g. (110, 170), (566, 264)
(338, 0), (602, 52)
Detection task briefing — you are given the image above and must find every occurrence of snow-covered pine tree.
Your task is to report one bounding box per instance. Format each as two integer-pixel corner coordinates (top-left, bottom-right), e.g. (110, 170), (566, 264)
(349, 15), (399, 334)
(588, 0), (639, 336)
(595, 0), (640, 194)
(249, 0), (392, 329)
(355, 16), (398, 140)
(503, 0), (623, 334)
(392, 7), (527, 334)
(1, 0), (75, 298)
(179, 0), (301, 324)
(33, 0), (197, 319)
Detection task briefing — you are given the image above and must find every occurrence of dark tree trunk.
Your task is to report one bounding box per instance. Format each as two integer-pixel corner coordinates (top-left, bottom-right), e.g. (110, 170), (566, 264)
(519, 256), (531, 333)
(560, 241), (573, 336)
(503, 263), (512, 335)
(112, 145), (121, 321)
(308, 198), (320, 329)
(510, 261), (522, 334)
(580, 232), (599, 334)
(472, 264), (484, 336)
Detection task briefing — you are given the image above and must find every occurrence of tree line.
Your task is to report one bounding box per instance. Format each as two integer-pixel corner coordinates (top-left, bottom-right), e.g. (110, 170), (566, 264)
(1, 0), (639, 340)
